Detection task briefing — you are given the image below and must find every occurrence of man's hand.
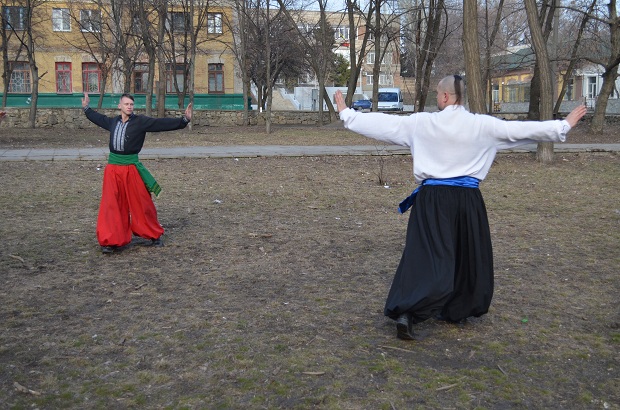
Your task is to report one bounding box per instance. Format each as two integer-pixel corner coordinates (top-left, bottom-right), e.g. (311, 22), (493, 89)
(565, 105), (587, 128)
(184, 102), (193, 121)
(334, 90), (348, 113)
(82, 92), (90, 108)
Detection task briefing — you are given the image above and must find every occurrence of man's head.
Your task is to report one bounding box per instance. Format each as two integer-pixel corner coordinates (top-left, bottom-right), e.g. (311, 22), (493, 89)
(436, 75), (464, 110)
(118, 93), (135, 117)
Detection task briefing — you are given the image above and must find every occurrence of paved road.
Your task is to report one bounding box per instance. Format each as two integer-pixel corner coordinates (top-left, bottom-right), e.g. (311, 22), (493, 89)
(0, 144), (619, 161)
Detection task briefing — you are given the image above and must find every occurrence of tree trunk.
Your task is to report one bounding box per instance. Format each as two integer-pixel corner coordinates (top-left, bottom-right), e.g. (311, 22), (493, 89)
(157, 4), (167, 117)
(146, 56), (156, 116)
(528, 64), (540, 120)
(345, 0), (358, 106)
(29, 65), (38, 128)
(524, 0), (554, 163)
(462, 0), (486, 113)
(591, 0), (620, 133)
(1, 20), (11, 108)
(371, 0), (381, 112)
(265, 0), (272, 134)
(553, 1), (592, 116)
(591, 69), (619, 132)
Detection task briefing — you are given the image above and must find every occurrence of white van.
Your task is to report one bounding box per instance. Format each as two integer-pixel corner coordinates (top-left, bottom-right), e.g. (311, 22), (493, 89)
(377, 88), (404, 111)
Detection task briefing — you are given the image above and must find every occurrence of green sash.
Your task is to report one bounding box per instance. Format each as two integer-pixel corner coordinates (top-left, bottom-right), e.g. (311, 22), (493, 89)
(108, 152), (161, 197)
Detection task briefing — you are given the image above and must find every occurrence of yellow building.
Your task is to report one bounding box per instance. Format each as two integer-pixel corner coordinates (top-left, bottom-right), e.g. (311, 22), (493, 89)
(1, 0), (240, 106)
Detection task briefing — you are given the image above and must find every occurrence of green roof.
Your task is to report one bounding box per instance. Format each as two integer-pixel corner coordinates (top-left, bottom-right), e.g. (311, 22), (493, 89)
(492, 47), (536, 72)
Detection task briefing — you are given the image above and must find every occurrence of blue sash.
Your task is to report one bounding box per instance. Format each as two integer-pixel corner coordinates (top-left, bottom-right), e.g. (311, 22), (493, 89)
(398, 176), (480, 214)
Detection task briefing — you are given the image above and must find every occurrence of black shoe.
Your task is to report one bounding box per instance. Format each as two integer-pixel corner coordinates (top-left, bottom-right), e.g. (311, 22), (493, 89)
(151, 237), (164, 247)
(396, 313), (415, 340)
(101, 246), (116, 254)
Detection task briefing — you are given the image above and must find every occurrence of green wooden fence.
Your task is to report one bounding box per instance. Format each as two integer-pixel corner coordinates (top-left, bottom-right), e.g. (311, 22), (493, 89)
(0, 93), (250, 110)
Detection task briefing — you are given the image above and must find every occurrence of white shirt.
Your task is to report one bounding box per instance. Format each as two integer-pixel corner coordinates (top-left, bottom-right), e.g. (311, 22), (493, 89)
(339, 105), (571, 184)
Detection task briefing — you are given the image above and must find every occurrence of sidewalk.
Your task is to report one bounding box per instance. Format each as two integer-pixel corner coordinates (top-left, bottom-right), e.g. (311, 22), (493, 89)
(0, 144), (619, 161)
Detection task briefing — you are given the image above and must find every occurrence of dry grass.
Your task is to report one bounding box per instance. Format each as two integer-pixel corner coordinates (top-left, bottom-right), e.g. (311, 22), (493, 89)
(0, 147), (618, 408)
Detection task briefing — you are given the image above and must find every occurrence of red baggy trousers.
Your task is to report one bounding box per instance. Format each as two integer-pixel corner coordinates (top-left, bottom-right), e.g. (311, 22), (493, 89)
(96, 164), (164, 247)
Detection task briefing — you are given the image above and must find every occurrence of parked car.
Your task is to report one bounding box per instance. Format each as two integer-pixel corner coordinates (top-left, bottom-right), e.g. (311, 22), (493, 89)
(351, 93), (371, 111)
(377, 88), (404, 111)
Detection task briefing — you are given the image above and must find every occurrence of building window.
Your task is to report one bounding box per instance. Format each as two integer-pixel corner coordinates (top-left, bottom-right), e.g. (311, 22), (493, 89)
(564, 79), (573, 101)
(3, 6), (27, 31)
(367, 52), (375, 64)
(56, 62), (72, 93)
(366, 73), (373, 85)
(166, 63), (186, 93)
(207, 13), (222, 34)
(379, 74), (393, 86)
(504, 83), (530, 103)
(208, 63), (224, 93)
(133, 63), (149, 94)
(382, 53), (392, 65)
(492, 83), (500, 102)
(8, 62), (31, 93)
(587, 76), (598, 99)
(82, 62), (101, 92)
(335, 26), (349, 41)
(167, 12), (188, 33)
(80, 9), (101, 32)
(52, 8), (71, 31)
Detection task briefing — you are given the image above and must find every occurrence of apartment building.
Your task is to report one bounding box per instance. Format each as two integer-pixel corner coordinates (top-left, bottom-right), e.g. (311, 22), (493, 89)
(1, 0), (240, 108)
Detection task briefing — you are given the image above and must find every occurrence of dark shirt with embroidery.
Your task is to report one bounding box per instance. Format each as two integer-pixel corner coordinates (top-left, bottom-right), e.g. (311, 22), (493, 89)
(84, 107), (189, 155)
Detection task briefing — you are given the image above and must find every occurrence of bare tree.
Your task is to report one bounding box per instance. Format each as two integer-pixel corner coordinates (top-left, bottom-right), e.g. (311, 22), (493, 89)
(525, 0), (556, 121)
(227, 0), (252, 124)
(342, 0), (374, 106)
(463, 0), (486, 113)
(1, 7), (25, 108)
(3, 0), (45, 127)
(313, 0), (337, 121)
(483, 0), (505, 113)
(186, 0), (206, 111)
(403, 0), (449, 112)
(553, 0), (594, 116)
(367, 0), (401, 111)
(162, 0), (211, 110)
(63, 0), (139, 108)
(524, 0), (555, 163)
(276, 0), (337, 122)
(156, 0), (168, 117)
(265, 0), (272, 133)
(584, 0), (620, 133)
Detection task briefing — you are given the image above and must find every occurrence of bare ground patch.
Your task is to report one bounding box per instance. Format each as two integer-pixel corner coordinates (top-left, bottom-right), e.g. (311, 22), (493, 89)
(0, 150), (619, 409)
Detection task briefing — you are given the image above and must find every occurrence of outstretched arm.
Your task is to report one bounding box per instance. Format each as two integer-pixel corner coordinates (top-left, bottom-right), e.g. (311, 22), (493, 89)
(82, 92), (113, 130)
(565, 105), (587, 129)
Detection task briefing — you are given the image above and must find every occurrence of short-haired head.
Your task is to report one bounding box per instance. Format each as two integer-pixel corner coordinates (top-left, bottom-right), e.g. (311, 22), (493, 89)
(437, 75), (464, 106)
(120, 93), (135, 102)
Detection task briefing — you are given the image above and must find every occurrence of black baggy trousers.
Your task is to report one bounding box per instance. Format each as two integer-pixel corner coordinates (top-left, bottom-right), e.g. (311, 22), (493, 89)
(384, 185), (494, 324)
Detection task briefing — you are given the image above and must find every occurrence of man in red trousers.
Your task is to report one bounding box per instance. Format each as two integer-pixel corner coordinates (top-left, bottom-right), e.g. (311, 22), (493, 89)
(82, 92), (193, 254)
